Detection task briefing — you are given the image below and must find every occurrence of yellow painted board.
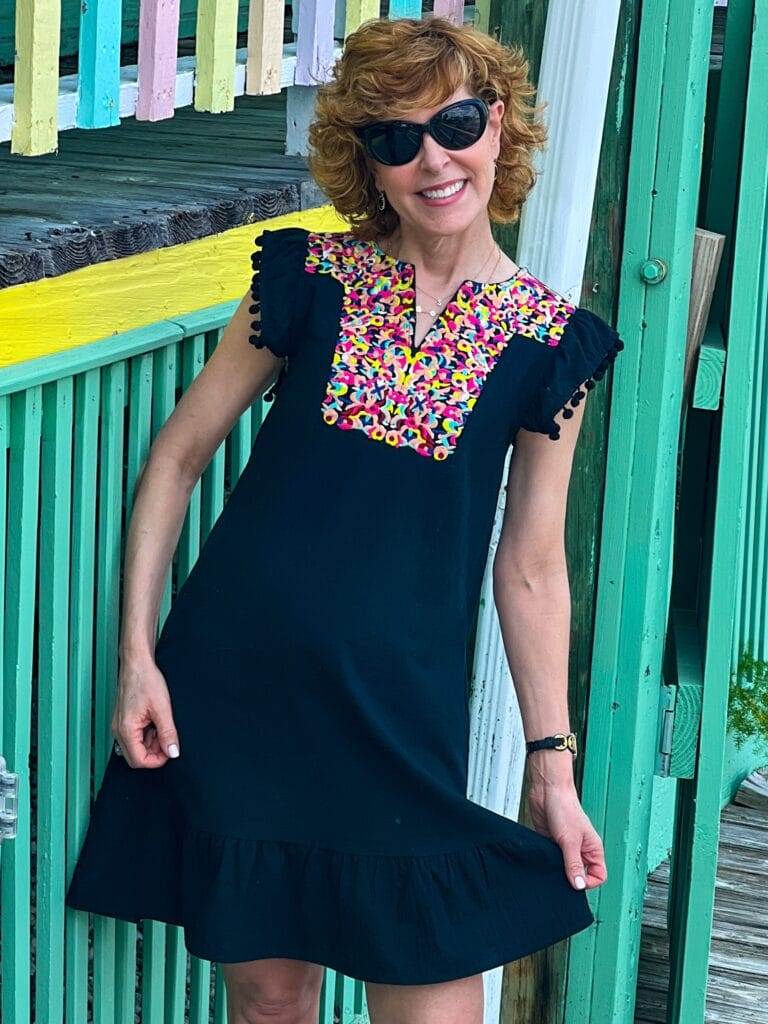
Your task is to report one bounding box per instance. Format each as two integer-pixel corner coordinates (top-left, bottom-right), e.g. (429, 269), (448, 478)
(344, 0), (380, 39)
(194, 0), (240, 112)
(0, 207), (348, 367)
(12, 0), (62, 155)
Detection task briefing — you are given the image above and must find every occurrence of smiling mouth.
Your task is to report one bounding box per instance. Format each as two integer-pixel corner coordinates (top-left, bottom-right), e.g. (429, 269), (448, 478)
(418, 179), (467, 199)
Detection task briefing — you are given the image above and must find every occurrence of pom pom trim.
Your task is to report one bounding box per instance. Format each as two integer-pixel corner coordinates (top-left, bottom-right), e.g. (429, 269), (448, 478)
(542, 329), (625, 441)
(248, 233), (288, 404)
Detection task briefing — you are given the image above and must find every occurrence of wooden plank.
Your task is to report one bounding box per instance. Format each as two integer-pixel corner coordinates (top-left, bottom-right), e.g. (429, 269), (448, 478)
(683, 228), (725, 407)
(635, 772), (768, 1021)
(1, 388), (42, 1024)
(388, 0), (422, 16)
(666, 2), (768, 1020)
(11, 0), (62, 154)
(246, 0), (286, 94)
(195, 0), (240, 112)
(693, 324), (726, 410)
(136, 0), (183, 121)
(295, 0), (335, 86)
(35, 378), (74, 1024)
(76, 0), (122, 129)
(566, 0), (713, 1021)
(432, 0), (464, 22)
(63, 369), (99, 1024)
(91, 360), (126, 1024)
(344, 0), (380, 38)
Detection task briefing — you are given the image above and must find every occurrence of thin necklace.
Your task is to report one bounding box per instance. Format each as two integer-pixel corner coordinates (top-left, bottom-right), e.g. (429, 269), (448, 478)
(381, 237), (502, 318)
(416, 244), (500, 313)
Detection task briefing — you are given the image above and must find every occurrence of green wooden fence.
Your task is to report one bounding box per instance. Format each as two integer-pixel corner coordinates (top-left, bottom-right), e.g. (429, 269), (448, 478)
(0, 304), (370, 1024)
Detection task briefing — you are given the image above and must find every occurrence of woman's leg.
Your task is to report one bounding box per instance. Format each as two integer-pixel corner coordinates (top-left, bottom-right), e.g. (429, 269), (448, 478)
(221, 958), (325, 1024)
(365, 974), (484, 1024)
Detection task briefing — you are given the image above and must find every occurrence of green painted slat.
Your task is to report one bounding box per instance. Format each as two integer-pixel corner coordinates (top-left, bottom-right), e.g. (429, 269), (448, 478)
(65, 369), (101, 1024)
(92, 361), (128, 1022)
(692, 324), (726, 409)
(566, 2), (713, 1022)
(139, 342), (181, 1024)
(202, 332), (227, 540)
(0, 397), (7, 753)
(36, 378), (75, 1024)
(1, 387), (42, 1024)
(213, 963), (228, 1023)
(165, 928), (188, 1023)
(667, 4), (768, 1019)
(113, 352), (156, 1024)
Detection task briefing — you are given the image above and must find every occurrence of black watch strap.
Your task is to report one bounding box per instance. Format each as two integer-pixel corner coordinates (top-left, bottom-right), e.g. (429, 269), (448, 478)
(525, 732), (578, 757)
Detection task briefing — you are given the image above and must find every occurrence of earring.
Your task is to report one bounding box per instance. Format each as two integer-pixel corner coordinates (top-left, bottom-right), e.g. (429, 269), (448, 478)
(377, 189), (387, 211)
(493, 160), (498, 180)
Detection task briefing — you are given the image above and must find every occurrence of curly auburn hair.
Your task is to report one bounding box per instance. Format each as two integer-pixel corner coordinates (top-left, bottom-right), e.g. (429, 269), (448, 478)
(306, 16), (548, 242)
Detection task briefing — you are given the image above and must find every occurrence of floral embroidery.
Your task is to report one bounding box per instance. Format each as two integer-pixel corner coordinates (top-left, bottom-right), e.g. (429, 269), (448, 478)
(304, 231), (577, 460)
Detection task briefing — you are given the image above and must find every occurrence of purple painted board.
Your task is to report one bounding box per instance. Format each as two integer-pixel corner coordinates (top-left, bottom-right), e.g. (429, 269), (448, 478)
(295, 0), (336, 87)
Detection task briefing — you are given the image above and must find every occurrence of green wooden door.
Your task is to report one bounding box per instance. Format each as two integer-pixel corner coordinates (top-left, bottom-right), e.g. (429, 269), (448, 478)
(563, 2), (716, 1022)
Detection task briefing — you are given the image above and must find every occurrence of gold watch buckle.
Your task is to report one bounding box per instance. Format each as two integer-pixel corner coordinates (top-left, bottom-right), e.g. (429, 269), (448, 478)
(553, 733), (577, 754)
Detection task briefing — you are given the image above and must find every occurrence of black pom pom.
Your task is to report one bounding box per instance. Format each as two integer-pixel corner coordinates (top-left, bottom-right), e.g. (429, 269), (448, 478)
(548, 426), (561, 440)
(562, 407), (574, 419)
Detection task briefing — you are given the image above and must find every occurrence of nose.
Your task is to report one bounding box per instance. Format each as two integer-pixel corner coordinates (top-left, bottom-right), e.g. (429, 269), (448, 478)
(417, 132), (451, 173)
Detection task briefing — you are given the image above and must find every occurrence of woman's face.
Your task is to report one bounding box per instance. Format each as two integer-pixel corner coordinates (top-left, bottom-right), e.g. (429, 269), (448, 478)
(369, 84), (505, 239)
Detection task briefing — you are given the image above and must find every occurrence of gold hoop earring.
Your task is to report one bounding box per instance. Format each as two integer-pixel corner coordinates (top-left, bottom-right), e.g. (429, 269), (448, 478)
(377, 190), (387, 211)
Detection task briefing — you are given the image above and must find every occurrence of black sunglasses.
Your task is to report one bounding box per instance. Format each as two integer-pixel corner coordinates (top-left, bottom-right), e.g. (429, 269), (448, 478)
(356, 98), (489, 167)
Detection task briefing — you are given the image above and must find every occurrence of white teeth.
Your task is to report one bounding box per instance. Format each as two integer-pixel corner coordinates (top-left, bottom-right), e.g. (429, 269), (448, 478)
(421, 180), (465, 199)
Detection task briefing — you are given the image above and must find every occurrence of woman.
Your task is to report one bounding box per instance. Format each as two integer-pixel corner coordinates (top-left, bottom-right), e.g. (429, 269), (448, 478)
(65, 15), (621, 1024)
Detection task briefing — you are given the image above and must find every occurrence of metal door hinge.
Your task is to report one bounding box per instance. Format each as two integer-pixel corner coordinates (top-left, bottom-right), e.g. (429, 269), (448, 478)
(0, 755), (19, 843)
(658, 683), (677, 777)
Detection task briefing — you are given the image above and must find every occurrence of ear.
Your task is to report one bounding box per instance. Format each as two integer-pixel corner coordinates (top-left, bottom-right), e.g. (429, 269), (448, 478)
(489, 99), (505, 153)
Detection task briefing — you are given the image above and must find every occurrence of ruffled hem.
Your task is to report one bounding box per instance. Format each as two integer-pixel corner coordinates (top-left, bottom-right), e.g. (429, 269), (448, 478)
(66, 814), (594, 984)
(523, 306), (625, 440)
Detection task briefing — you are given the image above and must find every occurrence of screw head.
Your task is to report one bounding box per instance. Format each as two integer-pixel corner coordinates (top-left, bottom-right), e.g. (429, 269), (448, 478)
(641, 258), (668, 284)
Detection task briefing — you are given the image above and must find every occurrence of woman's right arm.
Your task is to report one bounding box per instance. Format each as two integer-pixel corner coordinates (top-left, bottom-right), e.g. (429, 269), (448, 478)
(113, 289), (281, 768)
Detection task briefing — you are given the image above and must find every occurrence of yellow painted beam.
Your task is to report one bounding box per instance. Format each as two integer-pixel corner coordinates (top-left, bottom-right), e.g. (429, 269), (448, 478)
(0, 207), (348, 367)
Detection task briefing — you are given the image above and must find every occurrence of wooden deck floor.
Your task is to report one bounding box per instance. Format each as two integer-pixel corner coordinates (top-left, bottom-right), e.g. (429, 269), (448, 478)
(634, 769), (768, 1023)
(0, 91), (323, 289)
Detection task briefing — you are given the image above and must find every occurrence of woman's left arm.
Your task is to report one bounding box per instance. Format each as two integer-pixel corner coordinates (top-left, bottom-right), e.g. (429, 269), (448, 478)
(492, 401), (608, 894)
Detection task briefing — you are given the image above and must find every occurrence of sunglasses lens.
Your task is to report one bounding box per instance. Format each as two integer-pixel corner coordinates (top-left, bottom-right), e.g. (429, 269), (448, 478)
(431, 101), (486, 150)
(366, 124), (422, 166)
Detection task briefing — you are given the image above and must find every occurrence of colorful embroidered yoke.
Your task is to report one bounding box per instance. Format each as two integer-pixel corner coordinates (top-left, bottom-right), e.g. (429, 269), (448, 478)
(65, 225), (624, 987)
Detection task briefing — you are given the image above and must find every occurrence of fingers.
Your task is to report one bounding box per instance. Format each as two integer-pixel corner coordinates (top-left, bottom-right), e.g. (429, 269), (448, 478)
(113, 697), (181, 769)
(562, 826), (607, 890)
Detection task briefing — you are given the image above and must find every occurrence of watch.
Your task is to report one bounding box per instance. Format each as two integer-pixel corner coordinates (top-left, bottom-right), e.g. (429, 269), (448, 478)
(525, 732), (578, 757)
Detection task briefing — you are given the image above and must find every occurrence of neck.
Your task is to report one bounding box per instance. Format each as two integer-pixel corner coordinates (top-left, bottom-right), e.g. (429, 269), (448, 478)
(385, 219), (498, 283)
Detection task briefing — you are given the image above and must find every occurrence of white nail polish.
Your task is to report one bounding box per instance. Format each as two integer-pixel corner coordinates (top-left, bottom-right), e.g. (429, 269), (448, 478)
(575, 875), (586, 889)
(169, 743), (180, 758)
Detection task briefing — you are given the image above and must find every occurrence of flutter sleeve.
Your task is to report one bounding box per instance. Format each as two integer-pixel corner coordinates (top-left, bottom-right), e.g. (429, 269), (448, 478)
(248, 226), (311, 363)
(518, 306), (625, 440)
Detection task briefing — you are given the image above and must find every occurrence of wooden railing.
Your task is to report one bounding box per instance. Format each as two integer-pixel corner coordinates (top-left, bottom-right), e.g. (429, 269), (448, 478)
(0, 0), (483, 156)
(0, 301), (372, 1023)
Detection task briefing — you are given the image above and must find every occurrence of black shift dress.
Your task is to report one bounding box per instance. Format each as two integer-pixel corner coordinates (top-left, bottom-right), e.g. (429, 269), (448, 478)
(65, 225), (624, 985)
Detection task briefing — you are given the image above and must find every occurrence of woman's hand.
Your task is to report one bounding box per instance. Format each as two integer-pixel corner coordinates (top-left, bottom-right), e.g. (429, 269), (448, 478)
(527, 773), (608, 893)
(111, 654), (181, 769)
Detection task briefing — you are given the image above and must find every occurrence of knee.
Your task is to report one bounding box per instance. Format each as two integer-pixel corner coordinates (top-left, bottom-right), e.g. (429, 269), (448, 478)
(229, 983), (318, 1024)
